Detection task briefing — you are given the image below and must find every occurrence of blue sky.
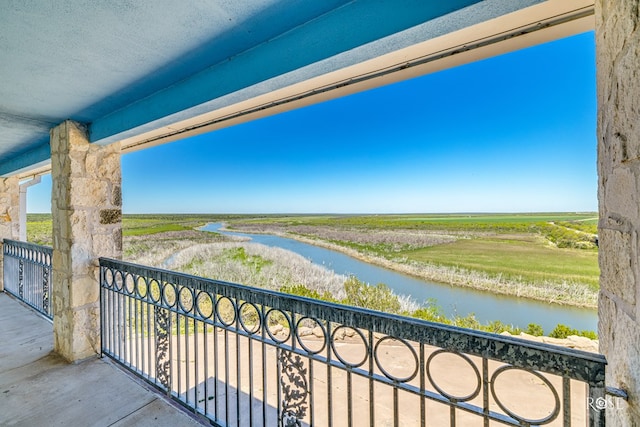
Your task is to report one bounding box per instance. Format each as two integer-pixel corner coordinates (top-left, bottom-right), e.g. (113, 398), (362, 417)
(28, 31), (596, 214)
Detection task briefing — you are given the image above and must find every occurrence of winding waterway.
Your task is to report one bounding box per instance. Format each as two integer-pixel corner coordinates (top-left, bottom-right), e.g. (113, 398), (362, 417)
(202, 223), (597, 333)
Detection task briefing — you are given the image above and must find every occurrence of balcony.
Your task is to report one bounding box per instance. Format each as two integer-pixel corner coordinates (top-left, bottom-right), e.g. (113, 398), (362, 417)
(0, 290), (203, 426)
(1, 239), (609, 426)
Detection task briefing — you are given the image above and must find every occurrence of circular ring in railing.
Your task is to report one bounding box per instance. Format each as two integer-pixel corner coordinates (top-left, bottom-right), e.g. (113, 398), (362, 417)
(134, 274), (147, 299)
(148, 279), (162, 304)
(330, 326), (368, 369)
(104, 268), (115, 289)
(216, 296), (237, 327)
(374, 336), (419, 383)
(490, 365), (560, 425)
(295, 317), (327, 355)
(113, 270), (125, 292)
(426, 349), (481, 402)
(123, 272), (135, 295)
(178, 286), (194, 313)
(160, 281), (177, 307)
(238, 301), (262, 335)
(195, 290), (214, 320)
(264, 308), (291, 343)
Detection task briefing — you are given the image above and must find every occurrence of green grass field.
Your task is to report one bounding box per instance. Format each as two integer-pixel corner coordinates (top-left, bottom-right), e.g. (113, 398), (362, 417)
(26, 213), (236, 244)
(403, 235), (599, 290)
(395, 213), (597, 224)
(237, 212), (598, 232)
(121, 214), (212, 236)
(26, 212), (600, 306)
(226, 212), (600, 305)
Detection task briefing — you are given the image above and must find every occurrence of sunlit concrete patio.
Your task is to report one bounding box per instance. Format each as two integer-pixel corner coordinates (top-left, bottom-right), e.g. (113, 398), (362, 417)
(0, 293), (204, 426)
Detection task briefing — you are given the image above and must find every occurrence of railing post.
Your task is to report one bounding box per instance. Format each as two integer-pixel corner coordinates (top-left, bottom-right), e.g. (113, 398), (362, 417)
(588, 385), (606, 427)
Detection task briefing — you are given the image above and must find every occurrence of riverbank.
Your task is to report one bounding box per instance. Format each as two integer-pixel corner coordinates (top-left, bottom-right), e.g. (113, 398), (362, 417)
(219, 223), (598, 309)
(201, 222), (597, 334)
(24, 213), (598, 309)
(122, 224), (596, 338)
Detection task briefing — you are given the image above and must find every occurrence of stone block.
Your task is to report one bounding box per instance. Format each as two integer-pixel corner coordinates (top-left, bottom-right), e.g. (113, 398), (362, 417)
(69, 178), (109, 207)
(67, 210), (91, 241)
(604, 168), (639, 220)
(540, 336), (566, 346)
(69, 243), (93, 275)
(518, 332), (543, 343)
(565, 335), (599, 353)
(54, 303), (100, 362)
(99, 209), (121, 225)
(598, 293), (640, 422)
(598, 228), (636, 305)
(298, 327), (313, 337)
(69, 275), (100, 308)
(112, 185), (122, 207)
(92, 228), (122, 258)
(69, 149), (88, 177)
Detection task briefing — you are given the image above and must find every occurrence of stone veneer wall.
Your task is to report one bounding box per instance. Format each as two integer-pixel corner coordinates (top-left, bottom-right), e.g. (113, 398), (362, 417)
(0, 177), (19, 291)
(596, 0), (640, 423)
(50, 120), (122, 362)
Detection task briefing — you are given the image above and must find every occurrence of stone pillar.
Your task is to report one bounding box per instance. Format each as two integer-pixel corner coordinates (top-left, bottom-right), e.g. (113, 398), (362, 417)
(596, 0), (640, 423)
(0, 177), (20, 292)
(51, 120), (122, 362)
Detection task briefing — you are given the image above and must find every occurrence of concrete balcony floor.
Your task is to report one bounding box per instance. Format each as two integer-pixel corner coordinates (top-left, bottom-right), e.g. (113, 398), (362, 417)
(0, 293), (204, 426)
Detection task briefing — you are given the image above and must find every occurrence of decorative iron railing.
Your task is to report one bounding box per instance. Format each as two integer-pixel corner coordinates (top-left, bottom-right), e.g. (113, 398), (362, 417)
(99, 258), (607, 427)
(3, 239), (53, 320)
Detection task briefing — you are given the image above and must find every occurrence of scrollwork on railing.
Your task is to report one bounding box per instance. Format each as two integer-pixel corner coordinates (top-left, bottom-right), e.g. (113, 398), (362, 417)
(278, 348), (309, 427)
(42, 267), (50, 317)
(18, 259), (24, 298)
(155, 306), (171, 391)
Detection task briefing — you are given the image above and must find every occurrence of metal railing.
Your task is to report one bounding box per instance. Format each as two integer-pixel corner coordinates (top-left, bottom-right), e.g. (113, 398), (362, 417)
(3, 239), (53, 320)
(99, 258), (607, 426)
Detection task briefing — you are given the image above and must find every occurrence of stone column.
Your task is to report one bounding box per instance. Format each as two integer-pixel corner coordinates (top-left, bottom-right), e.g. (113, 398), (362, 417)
(0, 177), (20, 292)
(50, 120), (122, 362)
(596, 0), (640, 423)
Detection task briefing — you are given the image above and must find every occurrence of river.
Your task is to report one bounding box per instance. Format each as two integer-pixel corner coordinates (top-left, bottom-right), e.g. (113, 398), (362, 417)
(201, 223), (597, 333)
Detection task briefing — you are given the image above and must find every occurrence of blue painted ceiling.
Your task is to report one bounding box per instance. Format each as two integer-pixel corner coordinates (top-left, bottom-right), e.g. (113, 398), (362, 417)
(0, 0), (555, 175)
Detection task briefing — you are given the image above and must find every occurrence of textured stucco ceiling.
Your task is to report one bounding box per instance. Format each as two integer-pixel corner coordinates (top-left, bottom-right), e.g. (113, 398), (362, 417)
(0, 0), (593, 176)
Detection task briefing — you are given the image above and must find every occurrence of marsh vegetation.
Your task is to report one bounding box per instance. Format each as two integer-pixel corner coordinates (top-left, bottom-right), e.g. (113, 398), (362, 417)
(26, 212), (598, 337)
(223, 213), (599, 307)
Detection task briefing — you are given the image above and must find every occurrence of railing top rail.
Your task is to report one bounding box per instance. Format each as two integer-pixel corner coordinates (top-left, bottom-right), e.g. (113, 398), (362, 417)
(99, 257), (606, 386)
(3, 239), (52, 253)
